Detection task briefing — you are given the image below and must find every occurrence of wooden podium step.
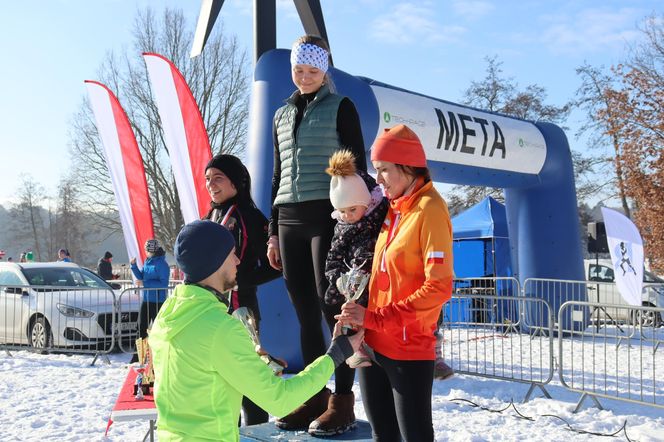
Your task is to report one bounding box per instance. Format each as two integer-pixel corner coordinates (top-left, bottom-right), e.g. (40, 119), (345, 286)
(240, 420), (373, 441)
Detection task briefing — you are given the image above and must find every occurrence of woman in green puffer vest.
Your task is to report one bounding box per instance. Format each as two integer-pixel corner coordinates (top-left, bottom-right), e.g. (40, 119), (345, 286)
(265, 34), (367, 437)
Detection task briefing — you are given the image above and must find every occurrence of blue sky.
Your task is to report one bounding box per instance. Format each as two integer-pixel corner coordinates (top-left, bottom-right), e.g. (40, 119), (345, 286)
(0, 0), (660, 205)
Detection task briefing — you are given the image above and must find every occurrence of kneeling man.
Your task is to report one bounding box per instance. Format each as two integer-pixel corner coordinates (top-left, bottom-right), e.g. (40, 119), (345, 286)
(150, 220), (362, 441)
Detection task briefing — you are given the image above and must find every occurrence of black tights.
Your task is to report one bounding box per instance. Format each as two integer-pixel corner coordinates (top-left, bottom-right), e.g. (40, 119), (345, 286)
(279, 222), (355, 394)
(138, 301), (164, 339)
(359, 351), (434, 442)
(241, 315), (268, 425)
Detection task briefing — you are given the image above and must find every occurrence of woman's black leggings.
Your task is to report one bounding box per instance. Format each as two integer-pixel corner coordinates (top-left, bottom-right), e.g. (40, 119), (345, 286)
(240, 314), (269, 425)
(138, 301), (164, 339)
(358, 351), (434, 442)
(279, 222), (355, 394)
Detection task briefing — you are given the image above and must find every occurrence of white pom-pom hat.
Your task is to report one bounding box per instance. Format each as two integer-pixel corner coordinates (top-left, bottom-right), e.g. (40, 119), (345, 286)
(330, 174), (371, 210)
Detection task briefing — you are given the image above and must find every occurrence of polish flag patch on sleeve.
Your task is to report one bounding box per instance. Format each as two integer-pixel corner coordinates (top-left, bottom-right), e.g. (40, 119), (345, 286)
(427, 251), (445, 264)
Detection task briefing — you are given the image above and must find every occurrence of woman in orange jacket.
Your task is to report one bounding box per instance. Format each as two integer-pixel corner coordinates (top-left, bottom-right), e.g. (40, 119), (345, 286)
(338, 124), (453, 441)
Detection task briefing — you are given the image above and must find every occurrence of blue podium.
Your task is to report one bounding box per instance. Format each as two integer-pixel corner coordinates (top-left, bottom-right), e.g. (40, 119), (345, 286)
(240, 420), (373, 441)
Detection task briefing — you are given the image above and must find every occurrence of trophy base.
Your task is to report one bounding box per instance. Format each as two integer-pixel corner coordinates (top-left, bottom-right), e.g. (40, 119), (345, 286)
(132, 384), (152, 396)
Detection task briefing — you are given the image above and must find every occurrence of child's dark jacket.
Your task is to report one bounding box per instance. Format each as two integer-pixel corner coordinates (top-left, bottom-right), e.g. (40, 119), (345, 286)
(324, 171), (388, 306)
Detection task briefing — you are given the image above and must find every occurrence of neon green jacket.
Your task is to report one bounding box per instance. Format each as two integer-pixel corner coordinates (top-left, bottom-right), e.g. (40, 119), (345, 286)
(150, 284), (334, 441)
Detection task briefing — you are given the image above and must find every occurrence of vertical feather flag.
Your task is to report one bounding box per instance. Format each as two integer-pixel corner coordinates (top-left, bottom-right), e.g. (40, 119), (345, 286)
(143, 53), (212, 223)
(601, 207), (644, 306)
(85, 80), (155, 267)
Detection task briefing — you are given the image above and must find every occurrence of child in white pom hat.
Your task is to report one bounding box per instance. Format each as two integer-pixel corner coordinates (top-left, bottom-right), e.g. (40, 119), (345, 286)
(325, 150), (388, 368)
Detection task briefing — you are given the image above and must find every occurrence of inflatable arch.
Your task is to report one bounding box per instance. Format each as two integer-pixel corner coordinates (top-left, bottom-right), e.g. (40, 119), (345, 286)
(247, 50), (586, 368)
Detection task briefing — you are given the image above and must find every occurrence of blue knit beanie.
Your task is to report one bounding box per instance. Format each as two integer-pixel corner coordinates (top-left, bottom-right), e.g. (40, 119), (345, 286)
(174, 220), (235, 283)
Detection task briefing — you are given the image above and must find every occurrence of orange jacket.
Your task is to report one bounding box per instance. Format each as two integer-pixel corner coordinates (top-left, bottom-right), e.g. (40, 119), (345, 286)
(364, 180), (453, 360)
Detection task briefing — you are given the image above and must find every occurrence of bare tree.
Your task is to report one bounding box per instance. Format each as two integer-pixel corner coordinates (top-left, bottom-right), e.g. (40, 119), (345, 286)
(575, 63), (631, 217)
(50, 176), (98, 264)
(9, 175), (48, 261)
(69, 7), (250, 251)
(449, 56), (572, 210)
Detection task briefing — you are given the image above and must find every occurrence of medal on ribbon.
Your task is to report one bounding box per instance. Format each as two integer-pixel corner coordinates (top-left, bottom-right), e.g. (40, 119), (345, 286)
(377, 212), (400, 292)
(377, 271), (390, 291)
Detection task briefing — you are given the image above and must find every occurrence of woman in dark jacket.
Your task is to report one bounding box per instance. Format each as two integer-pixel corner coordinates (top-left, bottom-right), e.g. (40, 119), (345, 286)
(266, 34), (367, 436)
(203, 153), (281, 425)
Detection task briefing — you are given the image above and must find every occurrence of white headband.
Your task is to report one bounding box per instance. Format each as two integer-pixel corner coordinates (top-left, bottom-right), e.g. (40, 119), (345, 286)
(290, 43), (329, 73)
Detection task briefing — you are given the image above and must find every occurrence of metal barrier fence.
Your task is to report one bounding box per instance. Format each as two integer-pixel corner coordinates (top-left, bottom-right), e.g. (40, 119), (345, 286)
(446, 277), (523, 329)
(558, 301), (664, 412)
(103, 279), (137, 292)
(523, 278), (664, 333)
(108, 280), (184, 292)
(440, 277), (555, 402)
(0, 283), (139, 361)
(116, 286), (179, 354)
(4, 272), (663, 412)
(522, 278), (590, 334)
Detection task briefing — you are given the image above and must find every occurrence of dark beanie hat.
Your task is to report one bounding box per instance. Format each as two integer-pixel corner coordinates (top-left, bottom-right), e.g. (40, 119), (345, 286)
(174, 220), (235, 283)
(104, 251), (113, 259)
(205, 154), (250, 196)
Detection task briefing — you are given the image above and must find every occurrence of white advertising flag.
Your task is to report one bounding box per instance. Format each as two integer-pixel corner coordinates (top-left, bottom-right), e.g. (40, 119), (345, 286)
(601, 207), (643, 306)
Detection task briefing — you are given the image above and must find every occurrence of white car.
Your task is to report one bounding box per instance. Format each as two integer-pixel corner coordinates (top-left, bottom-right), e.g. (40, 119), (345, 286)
(585, 259), (664, 327)
(0, 262), (140, 350)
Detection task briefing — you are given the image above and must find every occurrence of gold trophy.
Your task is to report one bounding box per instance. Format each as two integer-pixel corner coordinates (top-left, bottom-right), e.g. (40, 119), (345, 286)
(133, 337), (154, 398)
(232, 307), (285, 375)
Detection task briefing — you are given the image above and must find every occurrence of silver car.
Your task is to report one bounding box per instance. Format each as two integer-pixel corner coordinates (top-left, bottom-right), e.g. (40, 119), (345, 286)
(0, 262), (140, 350)
(585, 259), (664, 327)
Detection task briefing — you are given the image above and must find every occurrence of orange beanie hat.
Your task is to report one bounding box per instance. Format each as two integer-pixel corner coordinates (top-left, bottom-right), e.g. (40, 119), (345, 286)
(370, 124), (427, 167)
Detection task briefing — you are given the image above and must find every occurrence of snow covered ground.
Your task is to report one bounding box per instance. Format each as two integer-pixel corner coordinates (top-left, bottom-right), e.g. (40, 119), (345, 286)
(1, 342), (663, 442)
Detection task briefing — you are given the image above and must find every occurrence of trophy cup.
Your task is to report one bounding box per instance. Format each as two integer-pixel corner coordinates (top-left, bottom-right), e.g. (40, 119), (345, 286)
(336, 260), (370, 333)
(232, 307), (285, 375)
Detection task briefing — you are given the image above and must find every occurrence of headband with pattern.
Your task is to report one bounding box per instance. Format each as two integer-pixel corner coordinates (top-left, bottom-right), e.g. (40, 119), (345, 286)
(290, 43), (329, 73)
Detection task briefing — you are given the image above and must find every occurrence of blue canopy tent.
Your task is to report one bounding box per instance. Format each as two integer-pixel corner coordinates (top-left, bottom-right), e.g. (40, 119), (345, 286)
(452, 196), (512, 279)
(444, 196), (516, 324)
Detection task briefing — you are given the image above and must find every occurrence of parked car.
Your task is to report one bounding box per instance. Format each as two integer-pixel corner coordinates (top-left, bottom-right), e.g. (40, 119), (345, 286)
(584, 259), (664, 327)
(0, 262), (140, 350)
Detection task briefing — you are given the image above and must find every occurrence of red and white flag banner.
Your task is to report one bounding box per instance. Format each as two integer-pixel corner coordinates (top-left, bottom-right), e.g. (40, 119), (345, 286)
(85, 80), (155, 267)
(143, 52), (212, 223)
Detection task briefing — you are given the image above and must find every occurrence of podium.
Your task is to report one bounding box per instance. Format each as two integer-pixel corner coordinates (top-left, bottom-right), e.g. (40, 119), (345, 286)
(240, 420), (373, 441)
(108, 368), (373, 441)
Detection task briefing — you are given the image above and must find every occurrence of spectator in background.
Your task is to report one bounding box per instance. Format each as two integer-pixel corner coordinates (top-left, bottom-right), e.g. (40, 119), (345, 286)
(7, 257), (13, 262)
(57, 248), (72, 262)
(130, 239), (170, 356)
(97, 251), (114, 280)
(19, 253), (27, 263)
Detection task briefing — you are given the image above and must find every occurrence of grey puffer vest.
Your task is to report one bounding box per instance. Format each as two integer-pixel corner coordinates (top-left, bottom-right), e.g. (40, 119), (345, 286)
(273, 85), (344, 205)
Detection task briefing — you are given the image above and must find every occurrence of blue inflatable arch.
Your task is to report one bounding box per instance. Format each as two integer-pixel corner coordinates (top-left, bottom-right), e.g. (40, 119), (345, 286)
(247, 50), (585, 368)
